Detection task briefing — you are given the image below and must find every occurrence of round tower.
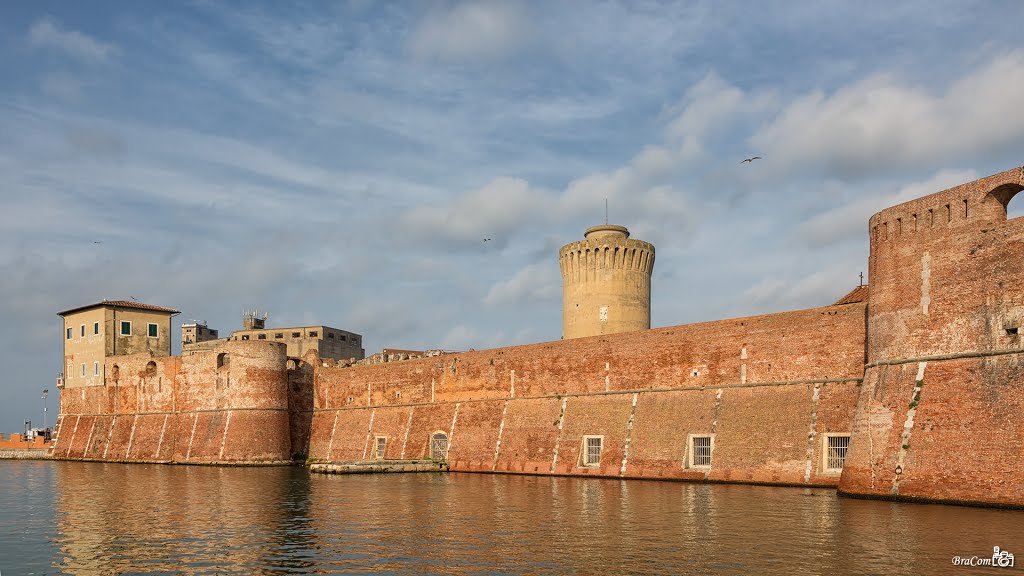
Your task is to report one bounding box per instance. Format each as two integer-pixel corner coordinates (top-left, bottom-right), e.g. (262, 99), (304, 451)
(559, 224), (655, 339)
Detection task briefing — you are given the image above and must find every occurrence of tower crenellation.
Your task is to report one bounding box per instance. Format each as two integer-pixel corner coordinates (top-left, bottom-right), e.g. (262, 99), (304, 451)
(559, 224), (655, 339)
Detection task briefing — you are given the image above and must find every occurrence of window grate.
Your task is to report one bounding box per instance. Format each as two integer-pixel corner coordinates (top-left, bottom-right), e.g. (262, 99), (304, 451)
(691, 435), (713, 467)
(827, 435), (850, 470)
(375, 437), (386, 459)
(431, 433), (448, 460)
(583, 436), (603, 466)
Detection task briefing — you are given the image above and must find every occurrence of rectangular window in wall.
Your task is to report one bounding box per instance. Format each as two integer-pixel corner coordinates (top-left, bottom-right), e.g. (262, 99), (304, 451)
(257, 334), (266, 340)
(93, 361), (99, 376)
(580, 435), (603, 467)
(292, 332), (301, 338)
(148, 323), (158, 338)
(275, 333), (283, 339)
(67, 327), (72, 340)
(823, 434), (851, 472)
(81, 363), (86, 376)
(120, 321), (131, 336)
(81, 324), (85, 337)
(375, 436), (386, 459)
(688, 434), (714, 468)
(309, 331), (318, 337)
(93, 321), (99, 335)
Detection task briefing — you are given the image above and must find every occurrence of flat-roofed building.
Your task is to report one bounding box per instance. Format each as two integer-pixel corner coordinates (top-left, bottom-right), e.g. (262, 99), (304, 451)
(182, 311), (364, 361)
(58, 300), (180, 388)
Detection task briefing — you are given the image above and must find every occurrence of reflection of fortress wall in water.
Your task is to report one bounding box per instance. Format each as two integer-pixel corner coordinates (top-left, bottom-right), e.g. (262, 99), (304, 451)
(51, 167), (1024, 508)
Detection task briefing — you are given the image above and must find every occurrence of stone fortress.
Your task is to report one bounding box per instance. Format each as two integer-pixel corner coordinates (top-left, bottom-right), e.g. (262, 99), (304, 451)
(49, 168), (1024, 508)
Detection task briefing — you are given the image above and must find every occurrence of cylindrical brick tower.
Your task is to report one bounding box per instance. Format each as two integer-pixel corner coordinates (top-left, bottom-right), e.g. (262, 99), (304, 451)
(559, 224), (655, 339)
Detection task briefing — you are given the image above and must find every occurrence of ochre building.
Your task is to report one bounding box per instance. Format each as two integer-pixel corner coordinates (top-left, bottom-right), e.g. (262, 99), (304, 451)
(50, 168), (1024, 509)
(182, 311), (364, 361)
(58, 300), (179, 388)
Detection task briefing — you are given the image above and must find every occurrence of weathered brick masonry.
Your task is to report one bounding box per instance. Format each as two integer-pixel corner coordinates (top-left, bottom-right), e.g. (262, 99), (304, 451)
(308, 303), (866, 486)
(841, 167), (1024, 507)
(52, 341), (292, 464)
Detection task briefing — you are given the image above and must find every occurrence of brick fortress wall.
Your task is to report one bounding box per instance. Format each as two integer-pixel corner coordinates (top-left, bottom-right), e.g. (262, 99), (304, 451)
(51, 340), (292, 464)
(840, 167), (1024, 506)
(308, 303), (866, 486)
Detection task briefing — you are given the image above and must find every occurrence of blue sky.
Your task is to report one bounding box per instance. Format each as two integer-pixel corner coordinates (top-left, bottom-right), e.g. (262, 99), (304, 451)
(2, 1), (1024, 432)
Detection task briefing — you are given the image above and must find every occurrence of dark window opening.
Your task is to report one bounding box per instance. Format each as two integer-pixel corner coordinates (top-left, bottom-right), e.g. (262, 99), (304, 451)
(93, 322), (99, 335)
(309, 331), (318, 337)
(275, 333), (283, 339)
(292, 332), (301, 338)
(1007, 327), (1019, 336)
(327, 333), (335, 339)
(257, 334), (266, 340)
(148, 323), (158, 338)
(241, 335), (249, 340)
(120, 321), (131, 336)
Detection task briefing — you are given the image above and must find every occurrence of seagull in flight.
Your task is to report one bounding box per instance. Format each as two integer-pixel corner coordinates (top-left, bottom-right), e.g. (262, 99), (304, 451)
(741, 156), (762, 164)
(483, 238), (492, 242)
(92, 241), (102, 244)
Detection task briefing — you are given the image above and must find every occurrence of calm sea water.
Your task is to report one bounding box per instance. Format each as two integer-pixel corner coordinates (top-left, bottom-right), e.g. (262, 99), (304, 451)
(0, 461), (1022, 575)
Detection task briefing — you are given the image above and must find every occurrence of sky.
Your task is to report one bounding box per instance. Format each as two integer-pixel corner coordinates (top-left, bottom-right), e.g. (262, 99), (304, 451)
(2, 1), (1024, 433)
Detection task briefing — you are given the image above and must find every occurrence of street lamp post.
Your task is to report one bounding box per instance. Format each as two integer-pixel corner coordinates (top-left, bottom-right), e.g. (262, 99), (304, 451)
(42, 389), (48, 431)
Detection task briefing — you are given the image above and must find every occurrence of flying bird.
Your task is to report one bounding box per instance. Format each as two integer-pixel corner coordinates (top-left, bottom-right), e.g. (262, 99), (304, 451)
(92, 241), (102, 244)
(129, 296), (138, 301)
(483, 238), (492, 242)
(741, 156), (762, 164)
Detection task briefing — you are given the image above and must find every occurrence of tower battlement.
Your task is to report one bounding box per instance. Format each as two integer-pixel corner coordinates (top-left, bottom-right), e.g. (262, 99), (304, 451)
(559, 224), (655, 339)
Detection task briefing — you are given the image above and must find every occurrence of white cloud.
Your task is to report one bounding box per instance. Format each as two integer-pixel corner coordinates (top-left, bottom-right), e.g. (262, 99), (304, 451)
(751, 51), (1024, 176)
(796, 169), (978, 246)
(29, 17), (114, 62)
(409, 1), (530, 63)
(484, 261), (560, 307)
(400, 177), (551, 244)
(743, 260), (863, 311)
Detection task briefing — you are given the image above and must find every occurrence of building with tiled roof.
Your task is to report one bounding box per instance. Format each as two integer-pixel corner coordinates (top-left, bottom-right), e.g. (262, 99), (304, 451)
(57, 300), (179, 388)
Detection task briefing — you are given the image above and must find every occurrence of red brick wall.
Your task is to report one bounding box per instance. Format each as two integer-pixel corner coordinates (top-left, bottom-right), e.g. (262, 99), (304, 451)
(53, 341), (292, 464)
(310, 303), (867, 486)
(841, 166), (1024, 506)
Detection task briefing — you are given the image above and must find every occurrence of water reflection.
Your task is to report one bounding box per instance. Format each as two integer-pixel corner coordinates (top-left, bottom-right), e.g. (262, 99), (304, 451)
(0, 462), (1018, 574)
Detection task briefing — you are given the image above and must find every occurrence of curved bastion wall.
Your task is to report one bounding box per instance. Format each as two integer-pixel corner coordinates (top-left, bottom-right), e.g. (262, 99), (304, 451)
(52, 341), (292, 464)
(840, 166), (1024, 507)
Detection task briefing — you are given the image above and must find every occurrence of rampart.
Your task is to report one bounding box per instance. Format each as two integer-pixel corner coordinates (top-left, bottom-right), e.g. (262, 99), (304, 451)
(840, 167), (1024, 507)
(308, 303), (866, 486)
(51, 341), (293, 464)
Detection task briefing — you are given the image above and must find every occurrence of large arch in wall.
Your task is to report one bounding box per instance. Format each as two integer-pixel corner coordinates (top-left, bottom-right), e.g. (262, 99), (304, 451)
(986, 182), (1024, 220)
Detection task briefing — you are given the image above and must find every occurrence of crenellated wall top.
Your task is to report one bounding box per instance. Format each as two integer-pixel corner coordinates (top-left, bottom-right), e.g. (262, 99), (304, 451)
(868, 166), (1024, 245)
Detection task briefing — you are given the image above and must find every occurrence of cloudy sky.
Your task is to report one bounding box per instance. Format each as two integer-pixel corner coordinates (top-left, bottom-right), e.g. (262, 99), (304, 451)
(2, 1), (1024, 432)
